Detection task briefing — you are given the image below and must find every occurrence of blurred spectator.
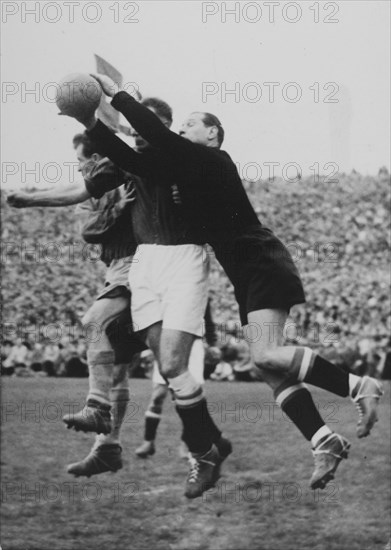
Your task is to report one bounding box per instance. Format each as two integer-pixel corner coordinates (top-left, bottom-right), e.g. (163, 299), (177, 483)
(131, 349), (153, 379)
(63, 340), (88, 377)
(232, 341), (257, 382)
(1, 340), (13, 373)
(54, 343), (68, 376)
(2, 338), (29, 375)
(204, 346), (222, 379)
(29, 343), (44, 372)
(210, 344), (236, 381)
(42, 342), (60, 377)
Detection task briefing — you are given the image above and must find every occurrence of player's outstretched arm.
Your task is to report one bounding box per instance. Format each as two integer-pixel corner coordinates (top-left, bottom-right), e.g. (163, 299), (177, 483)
(111, 92), (193, 156)
(91, 74), (192, 156)
(7, 181), (91, 208)
(87, 120), (150, 178)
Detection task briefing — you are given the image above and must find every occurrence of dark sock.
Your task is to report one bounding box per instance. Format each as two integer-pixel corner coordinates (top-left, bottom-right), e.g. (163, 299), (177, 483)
(176, 398), (217, 454)
(144, 416), (160, 442)
(292, 347), (349, 397)
(275, 381), (326, 441)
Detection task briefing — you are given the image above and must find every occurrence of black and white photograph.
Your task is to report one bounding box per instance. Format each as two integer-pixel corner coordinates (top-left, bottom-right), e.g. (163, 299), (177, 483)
(1, 1), (390, 549)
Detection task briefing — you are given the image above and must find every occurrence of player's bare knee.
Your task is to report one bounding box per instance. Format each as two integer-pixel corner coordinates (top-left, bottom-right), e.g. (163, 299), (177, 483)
(160, 361), (186, 379)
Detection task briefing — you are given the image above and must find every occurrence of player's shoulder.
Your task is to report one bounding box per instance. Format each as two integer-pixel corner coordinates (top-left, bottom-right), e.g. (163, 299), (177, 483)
(83, 157), (127, 183)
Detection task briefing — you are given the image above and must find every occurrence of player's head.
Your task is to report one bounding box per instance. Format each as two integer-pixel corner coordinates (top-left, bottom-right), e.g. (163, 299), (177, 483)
(179, 112), (224, 148)
(72, 133), (103, 172)
(132, 97), (173, 152)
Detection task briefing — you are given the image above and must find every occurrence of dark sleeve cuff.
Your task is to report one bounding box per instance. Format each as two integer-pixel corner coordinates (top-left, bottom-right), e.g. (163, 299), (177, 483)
(111, 91), (136, 111)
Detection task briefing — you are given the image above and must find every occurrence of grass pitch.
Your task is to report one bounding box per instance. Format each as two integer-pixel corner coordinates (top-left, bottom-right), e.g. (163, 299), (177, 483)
(1, 378), (390, 550)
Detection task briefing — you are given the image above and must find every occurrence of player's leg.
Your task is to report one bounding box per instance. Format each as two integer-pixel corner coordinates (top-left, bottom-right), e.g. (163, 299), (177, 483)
(136, 338), (209, 459)
(63, 294), (129, 434)
(248, 308), (383, 438)
(135, 322), (169, 456)
(67, 359), (128, 477)
(136, 380), (169, 458)
(67, 295), (146, 477)
(102, 296), (146, 446)
(237, 226), (383, 439)
(247, 308), (350, 488)
(159, 328), (229, 497)
(134, 321), (213, 462)
(130, 244), (229, 497)
(95, 363), (130, 446)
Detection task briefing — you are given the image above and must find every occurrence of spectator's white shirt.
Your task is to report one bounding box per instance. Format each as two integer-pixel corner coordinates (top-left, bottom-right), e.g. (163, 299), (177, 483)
(43, 345), (60, 362)
(211, 361), (234, 381)
(4, 344), (29, 367)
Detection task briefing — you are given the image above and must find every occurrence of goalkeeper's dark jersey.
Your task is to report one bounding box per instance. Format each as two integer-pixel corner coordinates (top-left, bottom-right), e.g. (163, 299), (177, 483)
(87, 92), (305, 324)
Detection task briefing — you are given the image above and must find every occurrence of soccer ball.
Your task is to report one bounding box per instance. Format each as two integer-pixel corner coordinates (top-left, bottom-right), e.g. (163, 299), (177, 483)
(56, 73), (102, 118)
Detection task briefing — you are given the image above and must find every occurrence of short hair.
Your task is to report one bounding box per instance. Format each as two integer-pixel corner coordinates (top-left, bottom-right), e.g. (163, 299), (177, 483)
(201, 112), (225, 146)
(72, 133), (99, 158)
(141, 97), (173, 123)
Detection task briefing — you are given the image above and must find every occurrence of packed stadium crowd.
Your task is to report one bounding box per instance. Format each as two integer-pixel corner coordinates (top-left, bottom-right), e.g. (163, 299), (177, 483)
(2, 169), (390, 380)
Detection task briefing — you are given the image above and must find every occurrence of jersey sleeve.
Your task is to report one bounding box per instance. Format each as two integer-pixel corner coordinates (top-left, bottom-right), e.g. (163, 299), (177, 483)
(111, 92), (197, 158)
(83, 158), (127, 199)
(87, 120), (151, 177)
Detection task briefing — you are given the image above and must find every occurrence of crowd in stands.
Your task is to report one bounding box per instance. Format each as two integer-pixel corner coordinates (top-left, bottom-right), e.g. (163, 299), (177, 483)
(1, 337), (88, 377)
(2, 331), (390, 381)
(2, 170), (390, 380)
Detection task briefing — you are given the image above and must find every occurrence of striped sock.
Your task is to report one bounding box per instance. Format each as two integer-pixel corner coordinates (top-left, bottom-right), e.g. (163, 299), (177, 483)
(87, 350), (114, 406)
(94, 380), (130, 446)
(310, 425), (333, 448)
(275, 379), (327, 441)
(291, 347), (349, 397)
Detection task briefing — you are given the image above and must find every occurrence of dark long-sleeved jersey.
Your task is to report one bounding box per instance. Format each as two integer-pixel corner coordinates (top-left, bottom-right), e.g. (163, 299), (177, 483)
(87, 92), (261, 247)
(85, 139), (200, 246)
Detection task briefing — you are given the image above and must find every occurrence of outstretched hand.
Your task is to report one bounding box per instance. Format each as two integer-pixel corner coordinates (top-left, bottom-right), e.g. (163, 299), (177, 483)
(90, 73), (121, 98)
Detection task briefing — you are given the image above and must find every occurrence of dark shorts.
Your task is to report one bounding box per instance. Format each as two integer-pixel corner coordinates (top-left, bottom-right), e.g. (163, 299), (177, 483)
(96, 284), (147, 361)
(96, 283), (130, 301)
(213, 226), (306, 325)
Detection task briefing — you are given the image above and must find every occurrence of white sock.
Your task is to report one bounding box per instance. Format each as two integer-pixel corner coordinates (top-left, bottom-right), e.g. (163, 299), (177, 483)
(87, 350), (114, 405)
(348, 374), (362, 397)
(168, 371), (203, 407)
(311, 425), (333, 448)
(95, 382), (129, 446)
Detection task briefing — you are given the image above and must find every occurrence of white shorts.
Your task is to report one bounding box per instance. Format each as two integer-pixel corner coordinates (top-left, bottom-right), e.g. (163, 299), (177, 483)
(128, 244), (209, 336)
(96, 257), (132, 300)
(152, 338), (205, 385)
